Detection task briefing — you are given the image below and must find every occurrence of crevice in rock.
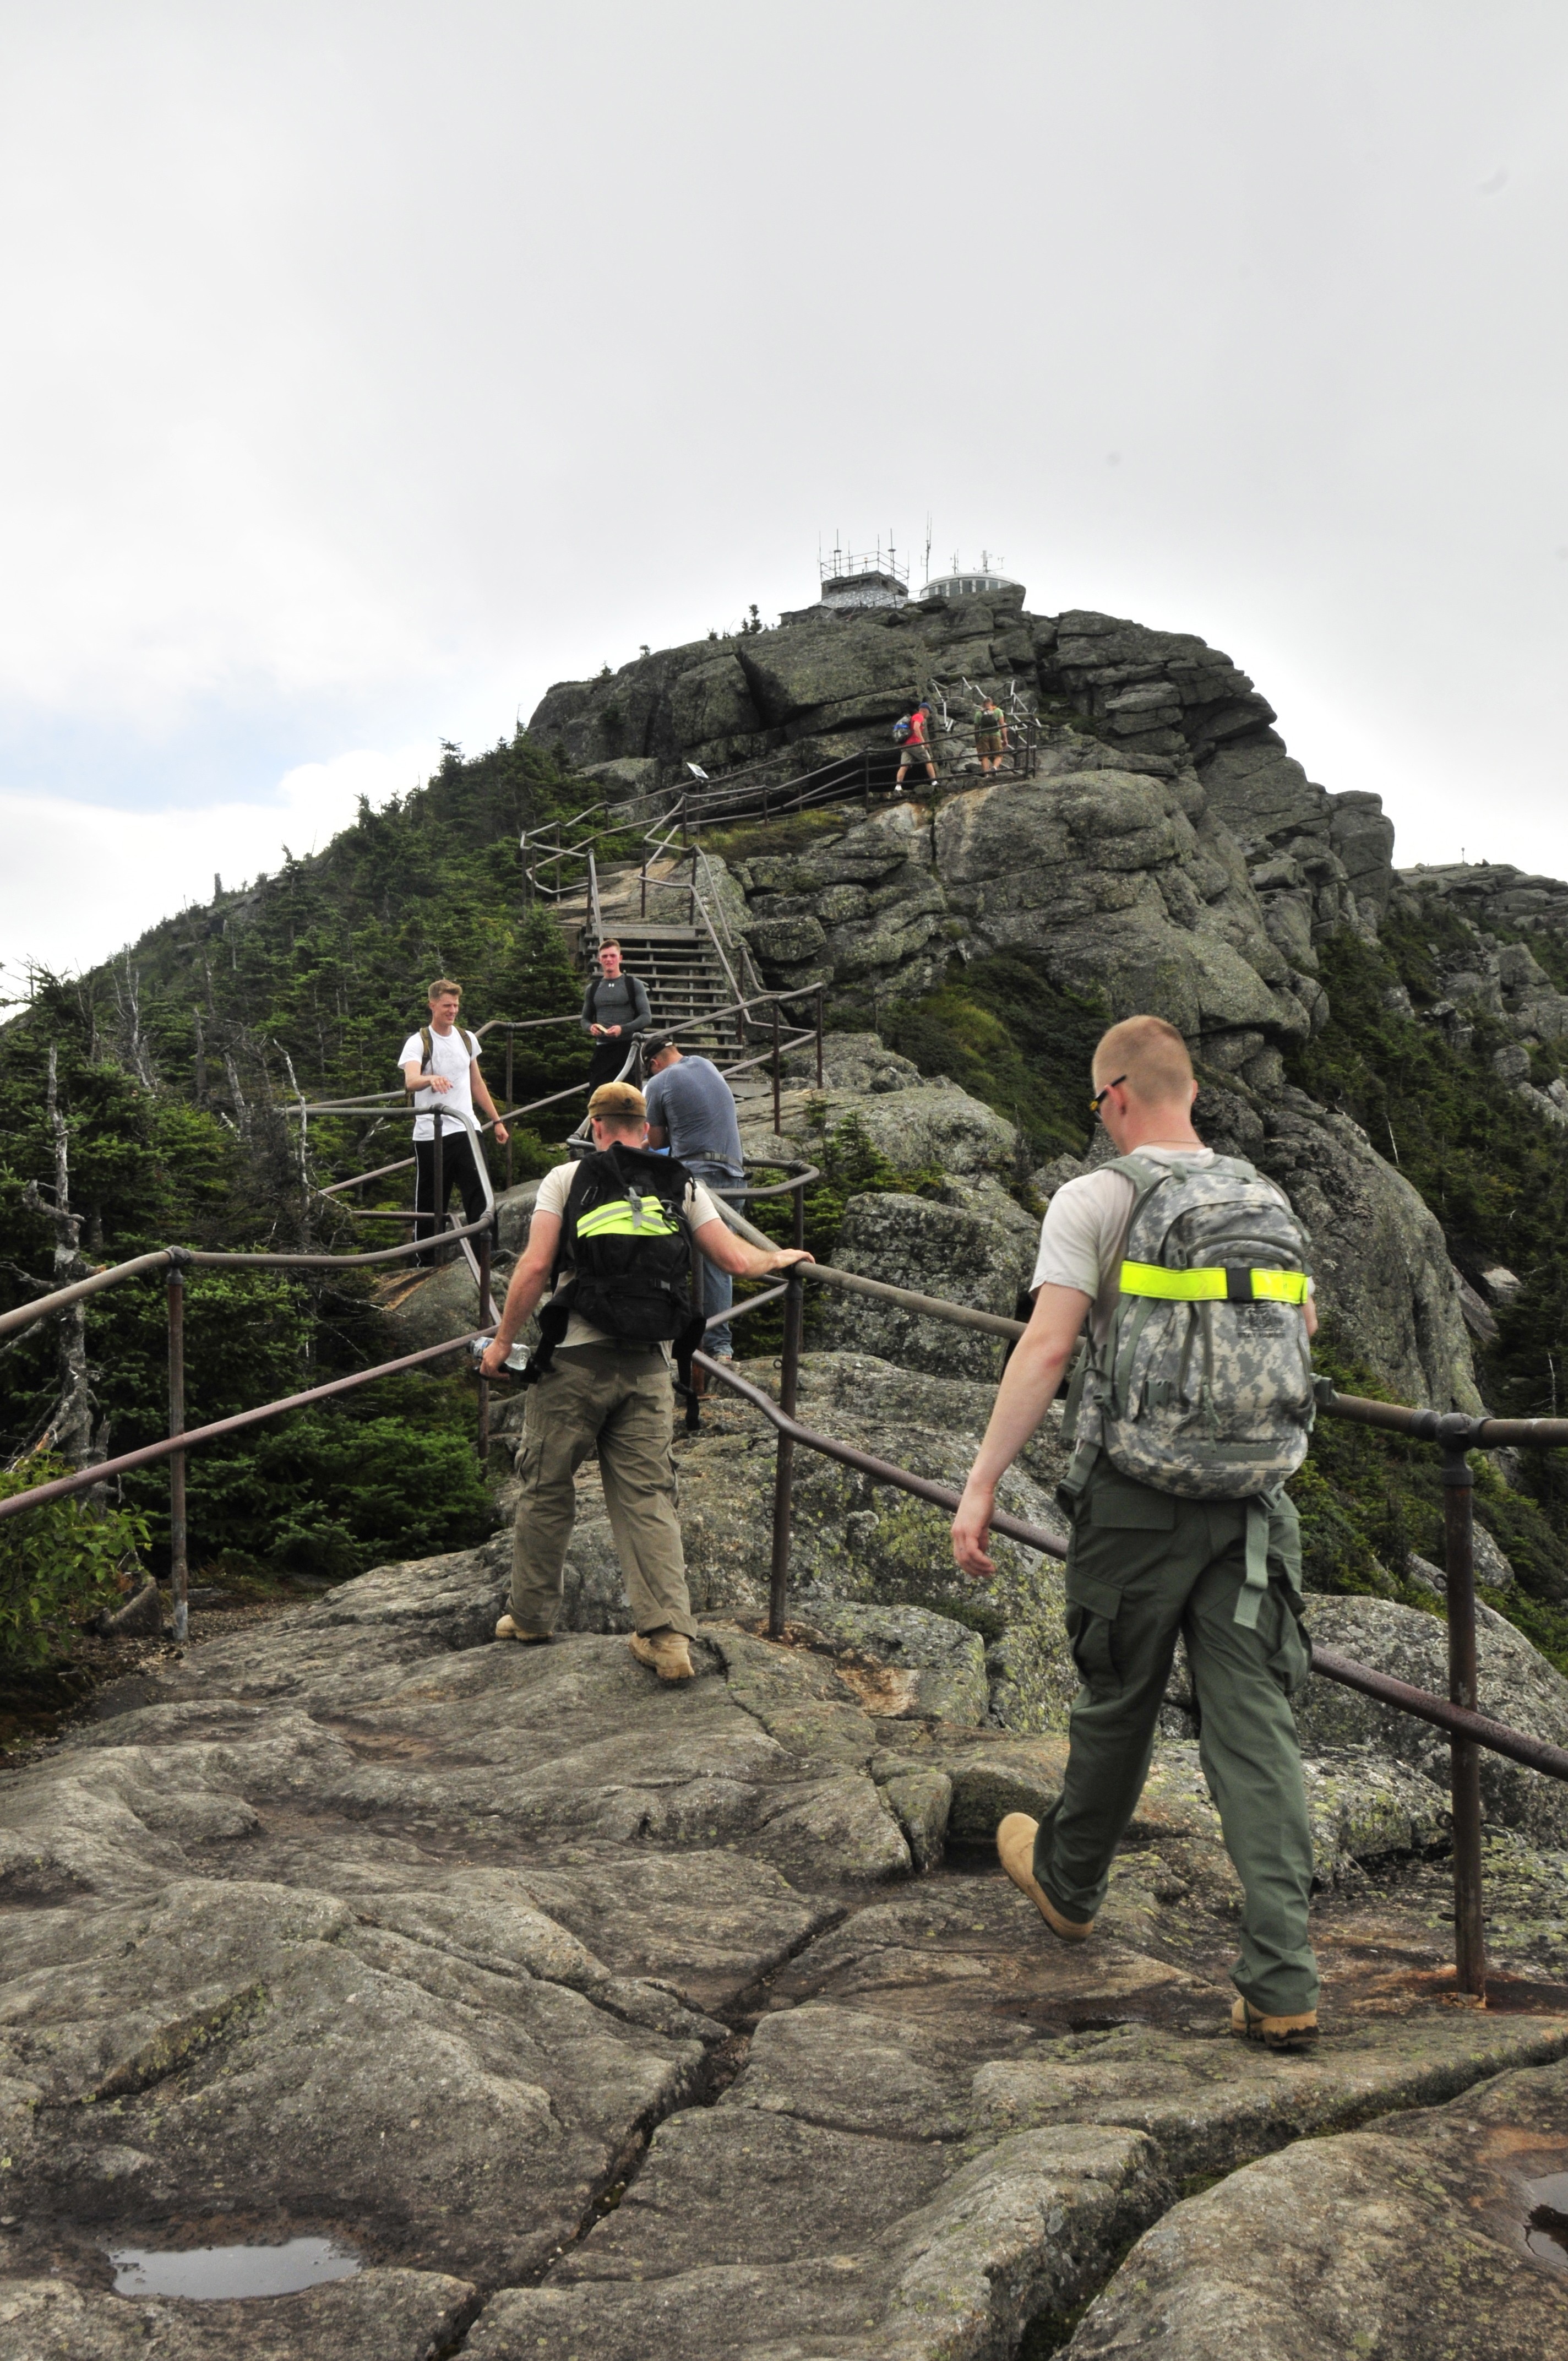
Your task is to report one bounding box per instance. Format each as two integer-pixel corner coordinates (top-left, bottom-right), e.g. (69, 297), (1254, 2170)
(525, 2027), (755, 2287)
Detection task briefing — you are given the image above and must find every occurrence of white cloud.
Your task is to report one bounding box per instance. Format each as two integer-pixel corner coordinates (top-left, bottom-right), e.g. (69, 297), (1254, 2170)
(1, 743), (437, 991)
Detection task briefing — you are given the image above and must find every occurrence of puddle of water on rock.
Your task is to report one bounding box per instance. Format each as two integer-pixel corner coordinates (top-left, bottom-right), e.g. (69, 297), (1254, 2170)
(1525, 2173), (1568, 2269)
(108, 2236), (361, 2300)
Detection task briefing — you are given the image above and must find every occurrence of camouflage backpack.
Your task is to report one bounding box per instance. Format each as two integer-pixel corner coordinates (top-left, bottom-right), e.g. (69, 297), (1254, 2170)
(1065, 1152), (1316, 1502)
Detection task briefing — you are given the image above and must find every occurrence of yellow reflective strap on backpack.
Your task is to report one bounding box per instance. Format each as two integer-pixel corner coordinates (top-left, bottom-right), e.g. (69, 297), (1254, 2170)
(1248, 1268), (1310, 1304)
(1118, 1261), (1308, 1305)
(1119, 1263), (1227, 1300)
(576, 1195), (682, 1241)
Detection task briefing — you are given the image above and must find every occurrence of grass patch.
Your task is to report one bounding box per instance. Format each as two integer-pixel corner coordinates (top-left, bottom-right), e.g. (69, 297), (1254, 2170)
(703, 808), (850, 864)
(879, 950), (1110, 1169)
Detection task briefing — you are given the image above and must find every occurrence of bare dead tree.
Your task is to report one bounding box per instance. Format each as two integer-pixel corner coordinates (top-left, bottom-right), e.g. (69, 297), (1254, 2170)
(224, 1052), (252, 1141)
(18, 1046), (102, 1471)
(115, 955), (156, 1090)
(274, 1042), (313, 1249)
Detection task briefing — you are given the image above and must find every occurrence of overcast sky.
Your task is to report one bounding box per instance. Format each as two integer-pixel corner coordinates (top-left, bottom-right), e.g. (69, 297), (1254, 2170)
(2, 0), (1564, 984)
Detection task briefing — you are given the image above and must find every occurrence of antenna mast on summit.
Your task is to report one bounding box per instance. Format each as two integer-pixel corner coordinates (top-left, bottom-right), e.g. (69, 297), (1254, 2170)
(923, 514), (932, 590)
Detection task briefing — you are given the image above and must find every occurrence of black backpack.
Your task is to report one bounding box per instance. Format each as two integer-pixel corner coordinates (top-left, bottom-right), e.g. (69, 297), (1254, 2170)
(522, 1143), (708, 1423)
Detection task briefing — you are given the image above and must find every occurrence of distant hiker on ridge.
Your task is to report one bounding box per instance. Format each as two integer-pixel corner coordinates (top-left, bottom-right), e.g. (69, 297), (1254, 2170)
(974, 691), (1009, 775)
(894, 698), (938, 795)
(581, 939), (652, 1094)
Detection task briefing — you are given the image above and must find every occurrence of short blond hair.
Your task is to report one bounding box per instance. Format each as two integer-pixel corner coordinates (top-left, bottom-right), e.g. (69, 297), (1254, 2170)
(428, 977), (462, 1002)
(588, 1080), (646, 1127)
(1093, 1015), (1194, 1106)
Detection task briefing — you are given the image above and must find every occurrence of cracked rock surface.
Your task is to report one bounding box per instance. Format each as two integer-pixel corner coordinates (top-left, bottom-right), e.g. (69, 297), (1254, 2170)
(2, 1535), (1567, 2357)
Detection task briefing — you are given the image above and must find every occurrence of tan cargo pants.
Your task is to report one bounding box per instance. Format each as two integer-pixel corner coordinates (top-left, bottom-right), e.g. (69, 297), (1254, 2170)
(510, 1344), (696, 1639)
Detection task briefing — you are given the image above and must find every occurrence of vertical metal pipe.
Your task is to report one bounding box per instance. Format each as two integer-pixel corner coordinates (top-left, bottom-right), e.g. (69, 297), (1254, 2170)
(476, 1222), (492, 1466)
(167, 1267), (188, 1646)
(431, 1109), (444, 1267)
(1443, 1438), (1487, 1996)
(504, 1033), (514, 1192)
(771, 1000), (781, 1134)
(815, 986), (825, 1090)
(767, 1184), (807, 1638)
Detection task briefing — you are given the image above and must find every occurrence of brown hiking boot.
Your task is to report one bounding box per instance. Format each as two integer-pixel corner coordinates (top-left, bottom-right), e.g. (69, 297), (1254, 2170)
(629, 1628), (695, 1682)
(995, 1813), (1094, 1943)
(495, 1615), (551, 1644)
(1230, 1996), (1319, 2052)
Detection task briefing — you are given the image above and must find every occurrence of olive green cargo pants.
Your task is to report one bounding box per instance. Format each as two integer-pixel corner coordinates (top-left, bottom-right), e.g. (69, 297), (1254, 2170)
(1035, 1455), (1318, 2017)
(510, 1344), (696, 1639)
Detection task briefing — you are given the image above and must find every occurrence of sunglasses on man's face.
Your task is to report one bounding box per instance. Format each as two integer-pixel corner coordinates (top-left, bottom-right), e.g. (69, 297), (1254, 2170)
(1089, 1074), (1128, 1117)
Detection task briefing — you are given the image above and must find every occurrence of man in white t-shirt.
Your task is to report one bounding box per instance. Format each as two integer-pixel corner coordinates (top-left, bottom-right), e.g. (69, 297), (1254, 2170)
(951, 1015), (1324, 2053)
(399, 979), (509, 1266)
(479, 1080), (812, 1682)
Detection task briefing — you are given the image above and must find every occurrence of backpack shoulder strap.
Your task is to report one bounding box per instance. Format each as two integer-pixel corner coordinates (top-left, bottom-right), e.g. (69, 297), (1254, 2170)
(406, 1025), (433, 1103)
(550, 1157), (597, 1288)
(586, 977), (602, 1019)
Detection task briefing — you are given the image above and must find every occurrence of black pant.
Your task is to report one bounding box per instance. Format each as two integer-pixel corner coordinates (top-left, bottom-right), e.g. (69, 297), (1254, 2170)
(413, 1131), (488, 1264)
(586, 1038), (639, 1094)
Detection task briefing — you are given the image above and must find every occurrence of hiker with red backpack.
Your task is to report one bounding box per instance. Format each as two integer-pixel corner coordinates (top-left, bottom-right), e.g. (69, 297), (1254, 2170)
(399, 978), (509, 1266)
(893, 698), (939, 794)
(479, 1079), (812, 1680)
(951, 1014), (1324, 2054)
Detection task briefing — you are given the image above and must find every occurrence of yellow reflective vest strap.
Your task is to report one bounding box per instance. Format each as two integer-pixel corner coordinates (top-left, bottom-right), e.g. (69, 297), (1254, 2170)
(1118, 1260), (1309, 1305)
(575, 1195), (683, 1241)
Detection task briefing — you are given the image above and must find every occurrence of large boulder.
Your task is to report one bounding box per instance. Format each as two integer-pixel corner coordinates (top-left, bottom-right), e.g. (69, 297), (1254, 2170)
(1297, 1595), (1568, 1848)
(1199, 1081), (1482, 1413)
(933, 772), (1310, 1048)
(1066, 2057), (1568, 2360)
(818, 1193), (1025, 1380)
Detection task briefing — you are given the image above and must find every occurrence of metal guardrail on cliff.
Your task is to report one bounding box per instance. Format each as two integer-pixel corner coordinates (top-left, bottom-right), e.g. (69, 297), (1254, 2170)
(3, 1143), (1564, 2004)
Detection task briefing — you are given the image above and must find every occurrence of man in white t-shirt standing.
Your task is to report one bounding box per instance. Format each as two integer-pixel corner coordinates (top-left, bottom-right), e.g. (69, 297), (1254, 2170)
(399, 979), (509, 1266)
(952, 1015), (1323, 2053)
(480, 1080), (812, 1681)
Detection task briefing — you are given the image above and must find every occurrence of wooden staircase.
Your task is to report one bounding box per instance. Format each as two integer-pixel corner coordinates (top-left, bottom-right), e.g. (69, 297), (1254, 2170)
(601, 925), (738, 1049)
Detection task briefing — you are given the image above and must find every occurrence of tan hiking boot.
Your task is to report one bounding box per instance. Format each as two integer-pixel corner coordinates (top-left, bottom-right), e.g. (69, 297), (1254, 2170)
(1230, 1996), (1319, 2052)
(995, 1813), (1094, 1943)
(629, 1628), (695, 1682)
(494, 1615), (551, 1644)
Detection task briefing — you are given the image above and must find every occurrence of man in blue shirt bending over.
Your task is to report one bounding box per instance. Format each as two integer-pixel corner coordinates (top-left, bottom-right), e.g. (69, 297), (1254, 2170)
(644, 1038), (745, 1363)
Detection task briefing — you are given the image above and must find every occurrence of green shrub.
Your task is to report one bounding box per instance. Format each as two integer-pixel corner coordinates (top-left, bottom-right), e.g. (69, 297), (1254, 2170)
(880, 952), (1109, 1168)
(0, 1461), (149, 1672)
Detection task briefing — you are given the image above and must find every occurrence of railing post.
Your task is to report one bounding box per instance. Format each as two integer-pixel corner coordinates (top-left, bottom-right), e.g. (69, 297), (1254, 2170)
(771, 1000), (782, 1134)
(504, 1032), (514, 1192)
(476, 1220), (492, 1466)
(815, 984), (824, 1090)
(1441, 1417), (1487, 1998)
(767, 1182), (807, 1637)
(431, 1109), (444, 1269)
(167, 1261), (189, 1645)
